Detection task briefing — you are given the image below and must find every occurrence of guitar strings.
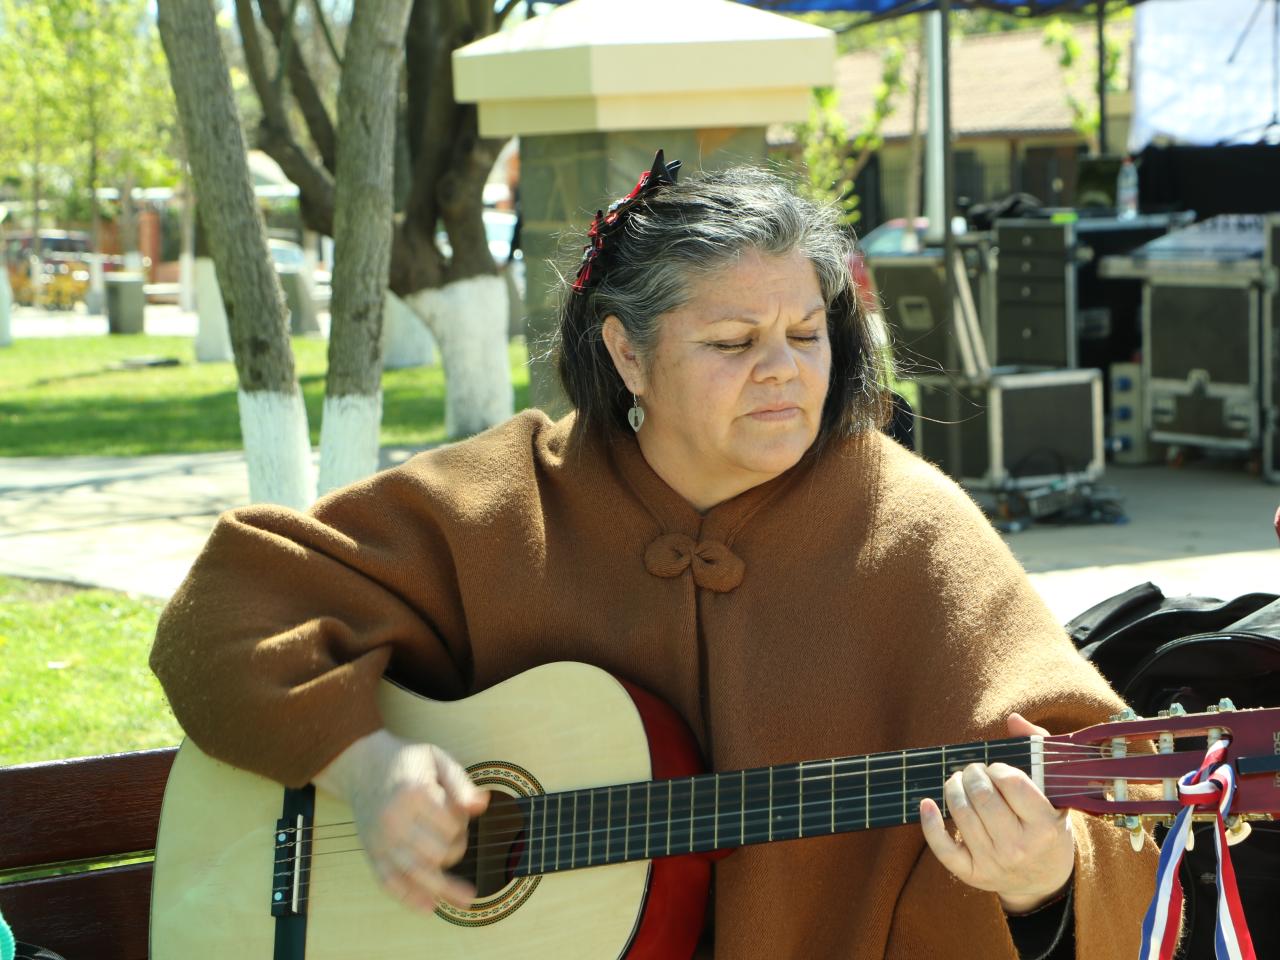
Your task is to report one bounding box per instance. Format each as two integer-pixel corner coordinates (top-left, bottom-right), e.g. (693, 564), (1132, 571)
(273, 774), (1182, 910)
(271, 763), (1190, 883)
(270, 743), (1187, 866)
(269, 741), (1122, 844)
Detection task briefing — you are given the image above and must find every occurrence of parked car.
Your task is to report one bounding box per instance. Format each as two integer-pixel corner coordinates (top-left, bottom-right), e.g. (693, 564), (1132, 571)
(858, 217), (931, 257)
(4, 231), (93, 310)
(850, 218), (967, 313)
(268, 237), (331, 305)
(434, 208), (524, 298)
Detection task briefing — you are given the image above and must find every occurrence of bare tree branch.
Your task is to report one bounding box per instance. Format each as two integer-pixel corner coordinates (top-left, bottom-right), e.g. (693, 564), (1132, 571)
(235, 0), (288, 129)
(256, 0), (337, 173)
(307, 0), (342, 68)
(235, 0), (336, 235)
(271, 0), (303, 92)
(495, 0), (522, 30)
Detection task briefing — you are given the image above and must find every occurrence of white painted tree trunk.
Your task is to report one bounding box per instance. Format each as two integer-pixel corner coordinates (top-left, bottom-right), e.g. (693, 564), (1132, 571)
(317, 391), (384, 496)
(193, 257), (233, 363)
(179, 252), (196, 313)
(86, 258), (106, 315)
(237, 388), (314, 509)
(382, 290), (436, 369)
(406, 275), (512, 438)
(0, 267), (12, 347)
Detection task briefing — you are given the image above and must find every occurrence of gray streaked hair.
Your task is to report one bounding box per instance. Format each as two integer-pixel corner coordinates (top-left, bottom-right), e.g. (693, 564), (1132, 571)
(555, 163), (890, 443)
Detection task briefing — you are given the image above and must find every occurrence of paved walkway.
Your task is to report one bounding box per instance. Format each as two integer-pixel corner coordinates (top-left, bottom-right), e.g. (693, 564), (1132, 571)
(0, 446), (1275, 622)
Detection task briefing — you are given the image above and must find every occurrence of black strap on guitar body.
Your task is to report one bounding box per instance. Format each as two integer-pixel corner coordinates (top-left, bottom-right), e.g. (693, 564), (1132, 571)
(1065, 583), (1280, 960)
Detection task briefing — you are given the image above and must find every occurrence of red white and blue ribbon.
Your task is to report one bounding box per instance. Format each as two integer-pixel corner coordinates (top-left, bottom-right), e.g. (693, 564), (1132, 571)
(1138, 738), (1256, 960)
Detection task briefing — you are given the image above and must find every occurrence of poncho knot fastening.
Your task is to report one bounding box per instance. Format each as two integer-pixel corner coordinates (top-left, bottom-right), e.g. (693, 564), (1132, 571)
(643, 532), (745, 593)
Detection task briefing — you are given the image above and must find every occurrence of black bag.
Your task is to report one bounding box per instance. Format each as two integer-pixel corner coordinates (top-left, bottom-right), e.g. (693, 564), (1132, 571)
(1064, 582), (1280, 960)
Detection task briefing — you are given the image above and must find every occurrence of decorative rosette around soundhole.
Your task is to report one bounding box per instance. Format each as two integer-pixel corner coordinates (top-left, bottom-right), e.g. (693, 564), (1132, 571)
(434, 761), (544, 927)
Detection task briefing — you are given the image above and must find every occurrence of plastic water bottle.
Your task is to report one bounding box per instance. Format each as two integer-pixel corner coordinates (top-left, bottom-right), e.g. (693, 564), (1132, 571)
(1116, 157), (1138, 220)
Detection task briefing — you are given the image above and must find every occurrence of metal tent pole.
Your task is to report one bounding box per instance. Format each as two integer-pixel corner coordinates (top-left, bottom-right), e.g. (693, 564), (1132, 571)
(938, 0), (964, 480)
(1097, 1), (1109, 154)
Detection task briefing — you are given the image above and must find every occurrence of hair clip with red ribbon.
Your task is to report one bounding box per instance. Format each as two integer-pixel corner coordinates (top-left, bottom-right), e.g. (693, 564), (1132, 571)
(571, 149), (682, 295)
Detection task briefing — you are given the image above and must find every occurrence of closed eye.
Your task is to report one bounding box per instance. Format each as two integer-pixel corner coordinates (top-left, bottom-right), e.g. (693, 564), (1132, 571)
(709, 333), (822, 352)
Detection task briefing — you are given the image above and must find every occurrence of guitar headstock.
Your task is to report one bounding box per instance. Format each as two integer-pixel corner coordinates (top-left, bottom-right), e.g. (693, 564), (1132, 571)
(1041, 700), (1280, 849)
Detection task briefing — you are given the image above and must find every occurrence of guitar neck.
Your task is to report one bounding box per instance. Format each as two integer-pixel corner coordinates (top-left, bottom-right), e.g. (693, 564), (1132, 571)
(511, 737), (1034, 877)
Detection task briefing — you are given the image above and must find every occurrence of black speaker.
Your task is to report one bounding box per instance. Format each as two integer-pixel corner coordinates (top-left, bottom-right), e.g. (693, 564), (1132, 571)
(1265, 215), (1280, 482)
(914, 369), (1104, 490)
(1143, 279), (1262, 448)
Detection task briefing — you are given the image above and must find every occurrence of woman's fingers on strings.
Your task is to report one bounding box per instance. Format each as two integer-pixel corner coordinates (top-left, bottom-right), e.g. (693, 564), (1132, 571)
(378, 842), (475, 913)
(919, 796), (973, 879)
(986, 762), (1062, 825)
(948, 767), (1000, 858)
(434, 746), (491, 814)
(437, 873), (479, 909)
(1006, 711), (1051, 738)
(962, 762), (1018, 844)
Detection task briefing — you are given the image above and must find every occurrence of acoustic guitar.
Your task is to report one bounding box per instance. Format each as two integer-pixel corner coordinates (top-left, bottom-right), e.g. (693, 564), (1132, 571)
(150, 661), (1280, 959)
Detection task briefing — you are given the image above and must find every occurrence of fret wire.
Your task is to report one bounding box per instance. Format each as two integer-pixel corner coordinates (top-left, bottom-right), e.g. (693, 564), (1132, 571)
(624, 783), (631, 860)
(588, 790), (594, 865)
(900, 750), (907, 824)
(645, 782), (651, 859)
(542, 794), (549, 874)
(740, 769), (746, 846)
(830, 758), (836, 834)
(690, 778), (696, 852)
(670, 783), (680, 855)
(798, 761), (804, 838)
(571, 792), (578, 869)
(940, 746), (948, 818)
(767, 765), (774, 842)
(714, 773), (719, 849)
(555, 794), (563, 872)
(604, 786), (610, 864)
(864, 755), (870, 830)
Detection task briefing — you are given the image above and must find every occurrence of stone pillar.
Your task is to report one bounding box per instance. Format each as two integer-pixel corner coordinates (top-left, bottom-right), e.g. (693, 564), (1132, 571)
(454, 0), (834, 412)
(521, 129), (768, 412)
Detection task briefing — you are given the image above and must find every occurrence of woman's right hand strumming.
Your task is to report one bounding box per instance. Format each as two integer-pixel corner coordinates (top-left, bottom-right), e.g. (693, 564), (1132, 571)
(313, 730), (490, 912)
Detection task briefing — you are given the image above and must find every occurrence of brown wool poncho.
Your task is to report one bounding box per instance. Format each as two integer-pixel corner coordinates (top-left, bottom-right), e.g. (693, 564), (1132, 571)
(152, 410), (1159, 958)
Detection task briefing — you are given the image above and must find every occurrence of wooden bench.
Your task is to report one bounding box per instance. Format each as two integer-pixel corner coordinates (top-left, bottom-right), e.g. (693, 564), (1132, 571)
(0, 748), (177, 960)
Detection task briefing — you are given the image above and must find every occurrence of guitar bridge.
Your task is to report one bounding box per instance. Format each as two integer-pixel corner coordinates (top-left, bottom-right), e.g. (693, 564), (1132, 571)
(271, 786), (315, 918)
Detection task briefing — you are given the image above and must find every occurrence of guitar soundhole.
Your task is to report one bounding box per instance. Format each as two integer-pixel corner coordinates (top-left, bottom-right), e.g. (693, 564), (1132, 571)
(459, 791), (528, 897)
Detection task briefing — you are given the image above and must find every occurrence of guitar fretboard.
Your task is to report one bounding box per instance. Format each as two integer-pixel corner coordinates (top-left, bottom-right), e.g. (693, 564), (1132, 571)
(510, 737), (1031, 876)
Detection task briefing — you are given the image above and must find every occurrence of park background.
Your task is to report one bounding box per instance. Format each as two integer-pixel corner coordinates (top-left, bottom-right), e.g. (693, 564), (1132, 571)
(1, 0), (1277, 772)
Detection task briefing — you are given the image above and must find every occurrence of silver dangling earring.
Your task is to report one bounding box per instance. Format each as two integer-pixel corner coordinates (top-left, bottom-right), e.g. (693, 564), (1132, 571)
(628, 393), (645, 433)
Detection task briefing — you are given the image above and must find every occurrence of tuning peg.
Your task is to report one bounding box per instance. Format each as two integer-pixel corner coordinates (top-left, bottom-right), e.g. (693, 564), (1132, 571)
(1225, 816), (1252, 846)
(1168, 703), (1187, 716)
(1217, 698), (1237, 712)
(1126, 816), (1145, 851)
(1110, 708), (1138, 722)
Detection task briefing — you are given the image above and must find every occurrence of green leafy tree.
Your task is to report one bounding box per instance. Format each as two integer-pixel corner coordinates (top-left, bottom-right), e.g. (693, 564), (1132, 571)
(793, 40), (906, 228)
(1042, 5), (1130, 154)
(50, 0), (181, 255)
(0, 0), (179, 261)
(0, 2), (69, 260)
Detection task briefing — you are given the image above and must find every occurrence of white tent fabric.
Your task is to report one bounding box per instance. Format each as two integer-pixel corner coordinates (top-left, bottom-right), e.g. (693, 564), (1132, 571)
(1129, 0), (1278, 152)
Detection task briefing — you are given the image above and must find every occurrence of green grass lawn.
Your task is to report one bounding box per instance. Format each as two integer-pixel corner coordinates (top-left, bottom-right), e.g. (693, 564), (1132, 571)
(0, 335), (532, 457)
(0, 576), (179, 766)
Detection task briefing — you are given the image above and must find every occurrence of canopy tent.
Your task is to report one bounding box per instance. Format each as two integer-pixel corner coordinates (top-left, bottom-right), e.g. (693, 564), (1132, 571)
(1130, 0), (1279, 150)
(752, 0), (1145, 13)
